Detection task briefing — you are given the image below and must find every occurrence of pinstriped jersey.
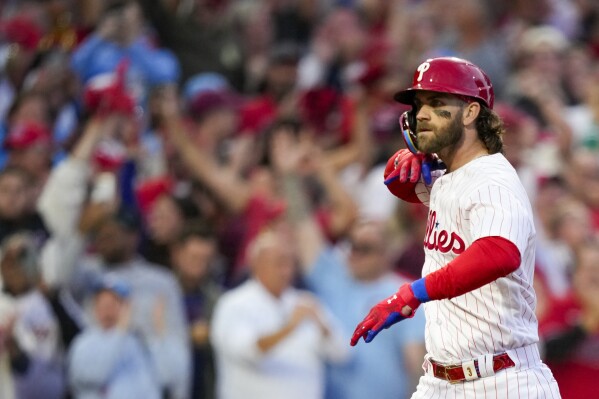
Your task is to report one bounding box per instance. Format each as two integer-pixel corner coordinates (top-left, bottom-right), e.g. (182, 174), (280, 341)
(420, 153), (538, 363)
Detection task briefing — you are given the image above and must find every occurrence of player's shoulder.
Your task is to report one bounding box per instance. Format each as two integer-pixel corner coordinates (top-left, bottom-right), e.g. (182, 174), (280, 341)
(461, 154), (522, 190)
(468, 153), (515, 175)
(460, 154), (532, 207)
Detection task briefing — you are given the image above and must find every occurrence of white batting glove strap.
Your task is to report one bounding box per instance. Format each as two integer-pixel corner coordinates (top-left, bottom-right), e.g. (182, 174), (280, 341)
(476, 354), (495, 378)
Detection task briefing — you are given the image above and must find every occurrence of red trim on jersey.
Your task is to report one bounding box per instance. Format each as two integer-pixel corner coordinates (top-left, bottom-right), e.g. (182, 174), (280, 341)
(424, 236), (521, 300)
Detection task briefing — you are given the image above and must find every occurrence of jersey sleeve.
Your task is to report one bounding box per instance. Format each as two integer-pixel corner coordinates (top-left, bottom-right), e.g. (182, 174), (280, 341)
(466, 184), (534, 256)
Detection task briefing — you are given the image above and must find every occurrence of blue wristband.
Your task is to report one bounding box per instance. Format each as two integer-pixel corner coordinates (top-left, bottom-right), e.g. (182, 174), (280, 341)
(410, 278), (431, 303)
(421, 161), (432, 185)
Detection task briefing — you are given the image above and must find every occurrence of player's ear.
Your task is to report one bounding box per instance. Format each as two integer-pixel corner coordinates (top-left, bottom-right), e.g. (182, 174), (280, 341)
(462, 101), (481, 126)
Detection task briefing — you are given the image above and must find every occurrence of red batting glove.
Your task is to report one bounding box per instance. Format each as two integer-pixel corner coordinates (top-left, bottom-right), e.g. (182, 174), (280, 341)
(383, 149), (422, 203)
(350, 283), (421, 346)
(385, 149), (441, 184)
(385, 149), (425, 184)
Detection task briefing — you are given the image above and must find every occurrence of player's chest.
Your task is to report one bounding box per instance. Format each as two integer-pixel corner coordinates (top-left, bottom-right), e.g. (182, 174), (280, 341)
(422, 206), (468, 257)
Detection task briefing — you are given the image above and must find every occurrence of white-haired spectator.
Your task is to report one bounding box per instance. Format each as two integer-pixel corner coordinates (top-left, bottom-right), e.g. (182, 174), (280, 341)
(211, 230), (348, 399)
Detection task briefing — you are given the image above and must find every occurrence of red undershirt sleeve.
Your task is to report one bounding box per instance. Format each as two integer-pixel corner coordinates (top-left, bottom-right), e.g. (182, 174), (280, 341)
(424, 236), (521, 300)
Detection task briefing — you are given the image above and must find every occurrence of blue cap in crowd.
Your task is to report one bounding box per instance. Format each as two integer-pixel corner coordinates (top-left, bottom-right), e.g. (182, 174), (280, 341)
(182, 72), (230, 102)
(93, 275), (131, 299)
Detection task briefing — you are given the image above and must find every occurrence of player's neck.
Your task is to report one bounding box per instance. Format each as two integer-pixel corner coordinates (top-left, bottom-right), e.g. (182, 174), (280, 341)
(440, 139), (489, 173)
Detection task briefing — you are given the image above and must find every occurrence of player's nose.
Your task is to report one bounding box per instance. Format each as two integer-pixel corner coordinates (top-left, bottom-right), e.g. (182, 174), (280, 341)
(416, 105), (432, 121)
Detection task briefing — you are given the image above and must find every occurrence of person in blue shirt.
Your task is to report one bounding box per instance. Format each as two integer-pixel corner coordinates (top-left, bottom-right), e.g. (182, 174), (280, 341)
(301, 219), (426, 399)
(67, 277), (161, 399)
(70, 1), (181, 105)
(277, 148), (426, 399)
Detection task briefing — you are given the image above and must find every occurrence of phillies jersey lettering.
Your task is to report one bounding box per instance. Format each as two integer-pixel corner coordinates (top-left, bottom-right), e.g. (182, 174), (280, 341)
(423, 210), (466, 254)
(420, 153), (538, 364)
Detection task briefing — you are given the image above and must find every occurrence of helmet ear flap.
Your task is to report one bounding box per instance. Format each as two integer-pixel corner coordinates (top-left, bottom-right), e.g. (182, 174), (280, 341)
(408, 109), (417, 132)
(400, 110), (419, 154)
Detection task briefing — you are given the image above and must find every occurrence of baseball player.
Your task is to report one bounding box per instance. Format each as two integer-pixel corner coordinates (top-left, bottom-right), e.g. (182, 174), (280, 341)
(350, 57), (562, 398)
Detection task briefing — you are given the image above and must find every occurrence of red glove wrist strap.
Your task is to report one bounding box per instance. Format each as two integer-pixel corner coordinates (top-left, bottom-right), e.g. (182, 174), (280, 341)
(397, 284), (421, 317)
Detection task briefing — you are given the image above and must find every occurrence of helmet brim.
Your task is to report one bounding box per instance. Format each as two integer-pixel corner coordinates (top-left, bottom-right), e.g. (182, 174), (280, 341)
(393, 88), (416, 105)
(394, 85), (490, 108)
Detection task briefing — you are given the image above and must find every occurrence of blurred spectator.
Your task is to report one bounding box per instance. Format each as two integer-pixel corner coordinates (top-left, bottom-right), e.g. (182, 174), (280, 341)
(259, 117), (358, 249)
(37, 115), (191, 398)
(293, 215), (426, 399)
(562, 149), (599, 230)
(211, 230), (348, 399)
(0, 233), (66, 399)
(182, 72), (241, 154)
(439, 1), (506, 88)
(0, 90), (51, 171)
(561, 44), (596, 107)
(232, 1), (273, 94)
(386, 2), (450, 86)
(496, 102), (543, 201)
(0, 167), (48, 245)
(392, 202), (428, 280)
(578, 0), (599, 57)
(157, 84), (358, 283)
(539, 241), (599, 399)
(239, 42), (302, 136)
(23, 50), (80, 164)
(142, 191), (201, 267)
(70, 1), (181, 106)
(171, 220), (223, 399)
(36, 0), (80, 53)
(67, 276), (162, 399)
(278, 142), (425, 398)
(297, 8), (367, 91)
(271, 0), (322, 47)
(137, 0), (244, 87)
(0, 289), (16, 399)
(505, 25), (574, 163)
(336, 94), (395, 221)
(564, 61), (599, 151)
(74, 206), (191, 398)
(0, 13), (44, 120)
(3, 121), (52, 185)
(536, 196), (595, 298)
(499, 0), (555, 37)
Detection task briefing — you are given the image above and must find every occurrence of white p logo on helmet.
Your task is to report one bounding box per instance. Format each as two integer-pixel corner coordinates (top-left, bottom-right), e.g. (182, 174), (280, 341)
(416, 62), (431, 82)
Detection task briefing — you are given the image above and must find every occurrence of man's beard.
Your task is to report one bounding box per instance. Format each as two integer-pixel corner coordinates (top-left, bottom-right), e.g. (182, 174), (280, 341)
(416, 113), (464, 154)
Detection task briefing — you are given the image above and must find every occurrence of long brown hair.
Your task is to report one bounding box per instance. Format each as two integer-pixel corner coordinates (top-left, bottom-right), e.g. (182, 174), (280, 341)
(475, 106), (505, 154)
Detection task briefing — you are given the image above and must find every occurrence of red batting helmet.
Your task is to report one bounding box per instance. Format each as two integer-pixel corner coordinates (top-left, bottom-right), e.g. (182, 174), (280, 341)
(394, 57), (494, 109)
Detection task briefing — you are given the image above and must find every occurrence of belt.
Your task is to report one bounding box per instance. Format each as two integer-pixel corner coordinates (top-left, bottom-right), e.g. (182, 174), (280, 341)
(430, 353), (515, 384)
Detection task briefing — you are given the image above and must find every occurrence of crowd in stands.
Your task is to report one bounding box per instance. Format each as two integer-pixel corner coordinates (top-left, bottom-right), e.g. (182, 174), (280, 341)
(0, 0), (597, 398)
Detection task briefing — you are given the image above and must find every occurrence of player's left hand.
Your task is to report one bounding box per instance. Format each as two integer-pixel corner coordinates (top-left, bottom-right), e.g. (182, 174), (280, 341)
(350, 283), (421, 346)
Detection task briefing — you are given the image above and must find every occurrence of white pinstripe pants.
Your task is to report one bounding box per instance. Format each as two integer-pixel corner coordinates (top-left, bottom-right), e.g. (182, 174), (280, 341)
(411, 344), (562, 399)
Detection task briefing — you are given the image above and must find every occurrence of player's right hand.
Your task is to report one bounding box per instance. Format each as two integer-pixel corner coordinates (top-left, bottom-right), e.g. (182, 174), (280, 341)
(384, 149), (437, 186)
(350, 283), (421, 346)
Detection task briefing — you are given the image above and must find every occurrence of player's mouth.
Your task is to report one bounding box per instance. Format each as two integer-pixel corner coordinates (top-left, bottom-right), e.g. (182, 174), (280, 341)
(417, 124), (434, 135)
